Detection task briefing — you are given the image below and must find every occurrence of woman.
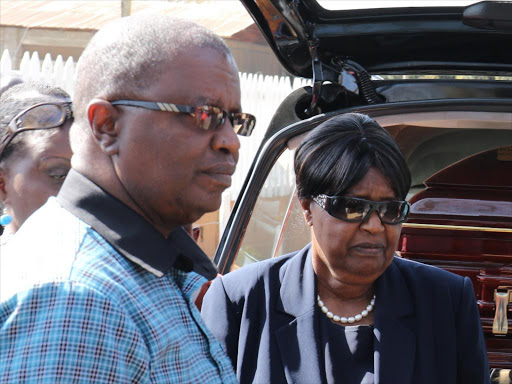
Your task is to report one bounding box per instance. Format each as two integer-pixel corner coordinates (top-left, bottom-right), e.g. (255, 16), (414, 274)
(0, 81), (73, 239)
(201, 113), (489, 384)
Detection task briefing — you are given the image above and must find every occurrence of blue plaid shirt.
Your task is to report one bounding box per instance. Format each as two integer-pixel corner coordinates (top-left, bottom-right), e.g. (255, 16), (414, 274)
(0, 171), (237, 383)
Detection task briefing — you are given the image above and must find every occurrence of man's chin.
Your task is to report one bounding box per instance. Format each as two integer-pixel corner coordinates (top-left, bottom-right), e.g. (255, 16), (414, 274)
(190, 196), (223, 219)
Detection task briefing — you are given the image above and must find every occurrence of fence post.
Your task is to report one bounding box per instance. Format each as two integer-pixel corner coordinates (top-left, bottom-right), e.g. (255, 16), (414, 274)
(0, 49), (12, 77)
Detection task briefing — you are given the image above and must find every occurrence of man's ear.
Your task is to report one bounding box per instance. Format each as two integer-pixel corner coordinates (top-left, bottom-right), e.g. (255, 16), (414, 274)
(87, 99), (120, 156)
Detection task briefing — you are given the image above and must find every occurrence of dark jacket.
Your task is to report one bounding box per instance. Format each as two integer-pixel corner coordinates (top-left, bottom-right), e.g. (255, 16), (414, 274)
(201, 244), (489, 384)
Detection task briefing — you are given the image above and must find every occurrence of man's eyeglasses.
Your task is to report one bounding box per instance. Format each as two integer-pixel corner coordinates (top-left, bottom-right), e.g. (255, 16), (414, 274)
(110, 100), (256, 137)
(0, 100), (73, 160)
(311, 194), (410, 225)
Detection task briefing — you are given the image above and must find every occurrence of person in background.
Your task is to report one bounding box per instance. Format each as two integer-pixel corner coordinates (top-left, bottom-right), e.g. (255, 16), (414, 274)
(0, 14), (255, 383)
(202, 113), (489, 384)
(183, 223), (201, 242)
(0, 81), (72, 239)
(0, 74), (24, 96)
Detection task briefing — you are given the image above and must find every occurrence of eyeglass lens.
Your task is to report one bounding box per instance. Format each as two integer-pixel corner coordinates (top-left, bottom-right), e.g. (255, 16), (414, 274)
(194, 106), (222, 131)
(194, 106), (255, 136)
(232, 113), (255, 136)
(329, 196), (408, 224)
(12, 104), (68, 132)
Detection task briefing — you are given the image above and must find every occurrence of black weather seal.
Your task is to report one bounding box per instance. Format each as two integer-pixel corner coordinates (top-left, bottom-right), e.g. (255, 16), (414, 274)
(345, 60), (385, 105)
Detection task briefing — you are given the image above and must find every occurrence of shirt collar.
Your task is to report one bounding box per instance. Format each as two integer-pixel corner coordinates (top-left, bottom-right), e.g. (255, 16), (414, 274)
(56, 170), (218, 280)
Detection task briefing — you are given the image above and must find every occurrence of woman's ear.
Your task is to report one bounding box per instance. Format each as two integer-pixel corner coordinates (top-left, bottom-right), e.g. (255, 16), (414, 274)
(0, 168), (8, 203)
(299, 198), (313, 226)
(87, 99), (120, 156)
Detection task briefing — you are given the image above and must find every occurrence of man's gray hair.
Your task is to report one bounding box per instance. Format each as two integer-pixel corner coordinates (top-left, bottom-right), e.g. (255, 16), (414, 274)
(73, 14), (232, 126)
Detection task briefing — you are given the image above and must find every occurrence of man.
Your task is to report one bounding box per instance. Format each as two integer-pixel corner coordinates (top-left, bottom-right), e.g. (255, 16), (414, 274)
(0, 14), (255, 383)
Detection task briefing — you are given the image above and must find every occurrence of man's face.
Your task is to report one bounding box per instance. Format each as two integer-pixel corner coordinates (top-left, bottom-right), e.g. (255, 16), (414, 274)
(113, 47), (241, 232)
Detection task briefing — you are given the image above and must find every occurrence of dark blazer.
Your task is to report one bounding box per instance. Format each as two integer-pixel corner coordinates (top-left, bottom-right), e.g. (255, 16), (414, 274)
(201, 244), (490, 384)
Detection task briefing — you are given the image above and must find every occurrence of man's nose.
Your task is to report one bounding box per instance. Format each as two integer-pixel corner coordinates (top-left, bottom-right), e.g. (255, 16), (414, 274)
(212, 119), (241, 156)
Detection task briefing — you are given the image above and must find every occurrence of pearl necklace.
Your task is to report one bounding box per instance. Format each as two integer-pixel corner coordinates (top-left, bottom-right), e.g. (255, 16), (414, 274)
(317, 294), (376, 324)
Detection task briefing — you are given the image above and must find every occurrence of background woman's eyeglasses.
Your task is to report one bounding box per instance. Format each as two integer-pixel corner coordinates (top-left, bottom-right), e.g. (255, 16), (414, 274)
(110, 99), (256, 137)
(312, 194), (410, 224)
(0, 101), (73, 160)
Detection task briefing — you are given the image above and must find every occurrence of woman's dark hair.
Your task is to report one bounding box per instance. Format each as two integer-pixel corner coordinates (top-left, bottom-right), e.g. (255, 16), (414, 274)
(0, 81), (70, 165)
(294, 113), (411, 200)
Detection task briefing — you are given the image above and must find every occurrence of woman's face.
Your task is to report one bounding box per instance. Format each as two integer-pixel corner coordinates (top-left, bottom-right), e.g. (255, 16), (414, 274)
(304, 167), (403, 286)
(0, 121), (72, 232)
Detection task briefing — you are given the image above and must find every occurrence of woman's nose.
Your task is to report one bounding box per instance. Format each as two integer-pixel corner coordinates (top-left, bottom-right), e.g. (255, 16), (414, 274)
(360, 210), (385, 234)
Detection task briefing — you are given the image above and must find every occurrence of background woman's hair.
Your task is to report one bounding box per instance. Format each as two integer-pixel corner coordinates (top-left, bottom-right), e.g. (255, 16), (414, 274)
(0, 81), (70, 165)
(294, 113), (411, 200)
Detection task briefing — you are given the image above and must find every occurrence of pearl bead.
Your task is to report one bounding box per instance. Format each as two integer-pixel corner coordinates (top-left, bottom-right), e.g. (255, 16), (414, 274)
(317, 294), (376, 325)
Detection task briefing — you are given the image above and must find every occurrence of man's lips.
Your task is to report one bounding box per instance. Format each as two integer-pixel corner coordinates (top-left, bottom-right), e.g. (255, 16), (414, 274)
(201, 163), (236, 187)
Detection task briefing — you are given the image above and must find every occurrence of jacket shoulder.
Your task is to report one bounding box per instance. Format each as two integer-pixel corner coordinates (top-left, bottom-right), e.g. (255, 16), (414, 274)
(214, 248), (307, 303)
(391, 256), (469, 305)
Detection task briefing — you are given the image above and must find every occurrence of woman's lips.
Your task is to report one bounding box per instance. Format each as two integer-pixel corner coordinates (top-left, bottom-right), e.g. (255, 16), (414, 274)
(352, 242), (385, 256)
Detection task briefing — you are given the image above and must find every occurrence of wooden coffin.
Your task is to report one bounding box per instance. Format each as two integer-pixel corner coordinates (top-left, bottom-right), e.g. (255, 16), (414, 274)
(398, 146), (512, 369)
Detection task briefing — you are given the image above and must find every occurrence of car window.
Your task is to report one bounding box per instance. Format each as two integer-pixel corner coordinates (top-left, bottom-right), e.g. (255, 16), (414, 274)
(230, 112), (512, 272)
(232, 148), (308, 270)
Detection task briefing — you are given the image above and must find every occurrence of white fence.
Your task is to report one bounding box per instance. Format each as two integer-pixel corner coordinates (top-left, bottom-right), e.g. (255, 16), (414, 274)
(1, 49), (309, 227)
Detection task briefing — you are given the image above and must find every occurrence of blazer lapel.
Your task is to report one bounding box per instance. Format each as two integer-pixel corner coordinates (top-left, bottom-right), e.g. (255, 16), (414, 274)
(373, 259), (417, 384)
(274, 245), (326, 384)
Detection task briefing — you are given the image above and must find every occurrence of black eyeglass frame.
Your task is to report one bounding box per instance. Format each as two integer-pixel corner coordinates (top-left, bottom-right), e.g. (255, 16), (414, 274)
(311, 194), (410, 225)
(0, 100), (73, 160)
(110, 99), (256, 136)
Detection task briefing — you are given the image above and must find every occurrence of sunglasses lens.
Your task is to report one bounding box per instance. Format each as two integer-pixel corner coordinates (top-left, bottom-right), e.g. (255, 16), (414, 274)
(380, 201), (409, 224)
(232, 113), (256, 137)
(15, 104), (66, 131)
(325, 196), (409, 224)
(330, 197), (368, 221)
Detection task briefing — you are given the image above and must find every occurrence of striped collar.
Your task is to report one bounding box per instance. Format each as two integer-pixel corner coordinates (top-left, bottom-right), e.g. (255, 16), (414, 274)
(56, 170), (217, 279)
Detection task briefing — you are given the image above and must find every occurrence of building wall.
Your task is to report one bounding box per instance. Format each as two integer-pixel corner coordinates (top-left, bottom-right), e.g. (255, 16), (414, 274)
(227, 39), (290, 77)
(1, 26), (288, 77)
(0, 26), (95, 67)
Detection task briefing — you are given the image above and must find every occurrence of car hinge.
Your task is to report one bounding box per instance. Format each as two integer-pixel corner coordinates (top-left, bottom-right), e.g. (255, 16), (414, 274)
(305, 39), (323, 116)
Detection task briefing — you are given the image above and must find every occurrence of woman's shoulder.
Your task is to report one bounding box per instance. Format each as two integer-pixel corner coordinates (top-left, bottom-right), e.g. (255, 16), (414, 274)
(215, 245), (310, 296)
(392, 256), (465, 288)
(223, 249), (303, 281)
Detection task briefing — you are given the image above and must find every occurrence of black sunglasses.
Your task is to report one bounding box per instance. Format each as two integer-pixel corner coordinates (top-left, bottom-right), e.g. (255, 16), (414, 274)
(110, 100), (256, 137)
(0, 100), (73, 160)
(311, 194), (410, 225)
